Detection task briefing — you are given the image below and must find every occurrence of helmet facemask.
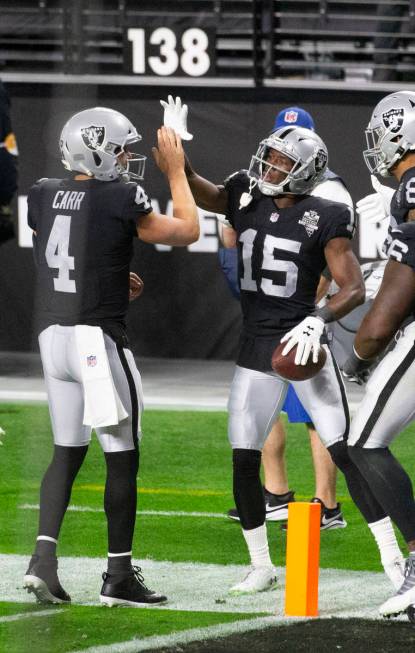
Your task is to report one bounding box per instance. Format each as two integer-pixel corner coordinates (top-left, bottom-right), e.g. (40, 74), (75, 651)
(248, 128), (327, 196)
(363, 125), (406, 177)
(248, 139), (299, 196)
(363, 91), (415, 177)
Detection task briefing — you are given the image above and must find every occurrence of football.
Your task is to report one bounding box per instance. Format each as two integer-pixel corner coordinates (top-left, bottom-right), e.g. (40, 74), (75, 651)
(271, 342), (327, 381)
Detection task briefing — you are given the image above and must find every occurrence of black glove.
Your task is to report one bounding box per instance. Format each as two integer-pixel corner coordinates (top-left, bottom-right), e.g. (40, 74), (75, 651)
(0, 203), (15, 245)
(342, 349), (372, 386)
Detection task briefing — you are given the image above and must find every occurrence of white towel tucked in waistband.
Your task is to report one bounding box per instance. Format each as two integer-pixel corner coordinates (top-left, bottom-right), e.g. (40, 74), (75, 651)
(75, 325), (128, 428)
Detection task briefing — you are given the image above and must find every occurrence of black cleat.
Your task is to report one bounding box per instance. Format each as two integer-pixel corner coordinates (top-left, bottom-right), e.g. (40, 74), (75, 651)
(100, 566), (167, 607)
(23, 555), (71, 604)
(227, 488), (295, 522)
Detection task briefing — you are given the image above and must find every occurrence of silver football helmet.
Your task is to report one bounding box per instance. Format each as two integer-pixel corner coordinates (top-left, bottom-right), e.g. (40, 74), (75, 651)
(364, 91), (415, 177)
(59, 107), (146, 181)
(248, 126), (328, 196)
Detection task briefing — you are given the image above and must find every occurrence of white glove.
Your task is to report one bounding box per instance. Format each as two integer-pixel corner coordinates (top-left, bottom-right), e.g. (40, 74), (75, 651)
(160, 95), (193, 141)
(280, 316), (325, 365)
(356, 175), (394, 224)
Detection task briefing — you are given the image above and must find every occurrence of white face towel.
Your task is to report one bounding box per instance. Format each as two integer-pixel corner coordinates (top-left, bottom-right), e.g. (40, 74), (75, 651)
(74, 325), (128, 428)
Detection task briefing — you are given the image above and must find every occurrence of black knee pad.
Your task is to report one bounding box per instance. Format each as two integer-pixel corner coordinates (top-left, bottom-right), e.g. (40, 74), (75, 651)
(327, 440), (351, 472)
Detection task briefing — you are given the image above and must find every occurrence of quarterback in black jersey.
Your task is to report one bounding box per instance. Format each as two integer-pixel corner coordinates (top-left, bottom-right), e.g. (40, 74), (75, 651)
(168, 99), (395, 595)
(23, 107), (199, 607)
(344, 91), (415, 617)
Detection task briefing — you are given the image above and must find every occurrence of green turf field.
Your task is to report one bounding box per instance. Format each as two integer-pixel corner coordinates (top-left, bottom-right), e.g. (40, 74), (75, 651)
(0, 403), (413, 652)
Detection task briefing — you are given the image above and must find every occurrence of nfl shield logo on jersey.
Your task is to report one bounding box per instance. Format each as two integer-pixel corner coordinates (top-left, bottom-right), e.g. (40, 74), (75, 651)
(87, 355), (97, 367)
(382, 108), (404, 133)
(81, 126), (105, 151)
(299, 210), (320, 237)
(270, 211), (279, 222)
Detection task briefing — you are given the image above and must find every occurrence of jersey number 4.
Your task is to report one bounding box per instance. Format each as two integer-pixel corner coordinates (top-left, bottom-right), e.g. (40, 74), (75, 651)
(45, 214), (76, 293)
(239, 228), (301, 297)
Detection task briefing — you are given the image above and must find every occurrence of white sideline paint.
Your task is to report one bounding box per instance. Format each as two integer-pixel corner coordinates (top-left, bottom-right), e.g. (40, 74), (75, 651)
(72, 617), (282, 653)
(1, 553), (407, 652)
(0, 608), (64, 623)
(19, 504), (226, 519)
(0, 552), (404, 618)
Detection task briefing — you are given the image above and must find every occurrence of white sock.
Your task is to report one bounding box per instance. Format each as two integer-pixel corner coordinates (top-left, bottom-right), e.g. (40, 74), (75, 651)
(242, 524), (273, 568)
(368, 517), (404, 564)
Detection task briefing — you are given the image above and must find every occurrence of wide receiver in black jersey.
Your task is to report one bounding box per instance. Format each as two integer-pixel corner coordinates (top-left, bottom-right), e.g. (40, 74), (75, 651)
(343, 91), (415, 618)
(23, 107), (199, 607)
(163, 97), (400, 595)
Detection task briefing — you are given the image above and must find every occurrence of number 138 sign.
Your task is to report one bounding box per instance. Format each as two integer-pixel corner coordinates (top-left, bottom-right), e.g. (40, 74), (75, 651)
(126, 26), (214, 77)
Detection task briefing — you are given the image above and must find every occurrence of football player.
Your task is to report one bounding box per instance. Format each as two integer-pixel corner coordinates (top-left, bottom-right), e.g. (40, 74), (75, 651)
(23, 107), (199, 606)
(162, 97), (399, 595)
(344, 90), (415, 617)
(224, 106), (350, 530)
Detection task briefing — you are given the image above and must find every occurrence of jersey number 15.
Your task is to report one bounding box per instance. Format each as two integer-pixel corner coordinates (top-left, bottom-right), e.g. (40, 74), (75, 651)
(239, 228), (301, 297)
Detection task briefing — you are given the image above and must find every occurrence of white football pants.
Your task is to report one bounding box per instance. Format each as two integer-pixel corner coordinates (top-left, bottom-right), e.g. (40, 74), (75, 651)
(349, 321), (415, 449)
(39, 325), (143, 452)
(228, 345), (349, 450)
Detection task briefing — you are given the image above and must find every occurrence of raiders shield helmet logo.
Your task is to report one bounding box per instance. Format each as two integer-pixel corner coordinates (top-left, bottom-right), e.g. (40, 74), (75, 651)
(81, 126), (105, 150)
(382, 108), (404, 134)
(315, 148), (328, 173)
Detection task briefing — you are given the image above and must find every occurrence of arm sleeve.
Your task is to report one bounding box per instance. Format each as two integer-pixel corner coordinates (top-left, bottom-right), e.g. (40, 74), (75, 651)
(121, 183), (153, 236)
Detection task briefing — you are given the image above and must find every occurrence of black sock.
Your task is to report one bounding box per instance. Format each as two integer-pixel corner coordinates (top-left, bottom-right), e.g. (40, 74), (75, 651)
(104, 449), (139, 553)
(107, 555), (133, 576)
(349, 446), (415, 542)
(233, 448), (264, 530)
(37, 444), (88, 544)
(328, 441), (386, 523)
(34, 539), (57, 558)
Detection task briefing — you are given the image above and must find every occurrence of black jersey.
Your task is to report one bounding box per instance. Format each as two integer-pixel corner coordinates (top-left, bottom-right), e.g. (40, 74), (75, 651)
(388, 222), (415, 271)
(224, 170), (354, 371)
(28, 176), (152, 343)
(389, 167), (415, 227)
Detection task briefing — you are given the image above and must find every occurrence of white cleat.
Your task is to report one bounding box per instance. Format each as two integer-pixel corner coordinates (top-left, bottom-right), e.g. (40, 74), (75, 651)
(382, 555), (406, 591)
(380, 556), (415, 617)
(228, 566), (277, 596)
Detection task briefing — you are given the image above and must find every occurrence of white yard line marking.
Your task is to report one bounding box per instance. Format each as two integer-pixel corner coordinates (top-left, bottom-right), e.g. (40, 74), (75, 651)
(0, 608), (64, 623)
(18, 504), (226, 519)
(72, 617), (281, 653)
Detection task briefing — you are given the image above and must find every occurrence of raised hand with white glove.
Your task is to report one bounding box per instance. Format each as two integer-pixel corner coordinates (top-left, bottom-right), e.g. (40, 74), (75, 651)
(356, 174), (394, 224)
(280, 316), (325, 365)
(160, 95), (193, 141)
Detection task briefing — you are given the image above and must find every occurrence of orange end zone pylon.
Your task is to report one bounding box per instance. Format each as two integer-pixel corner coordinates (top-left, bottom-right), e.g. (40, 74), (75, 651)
(284, 502), (321, 617)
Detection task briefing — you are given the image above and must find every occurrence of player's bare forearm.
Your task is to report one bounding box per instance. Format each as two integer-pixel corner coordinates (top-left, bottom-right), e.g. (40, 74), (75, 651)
(168, 169), (199, 240)
(354, 259), (415, 359)
(184, 153), (228, 214)
(324, 238), (365, 320)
